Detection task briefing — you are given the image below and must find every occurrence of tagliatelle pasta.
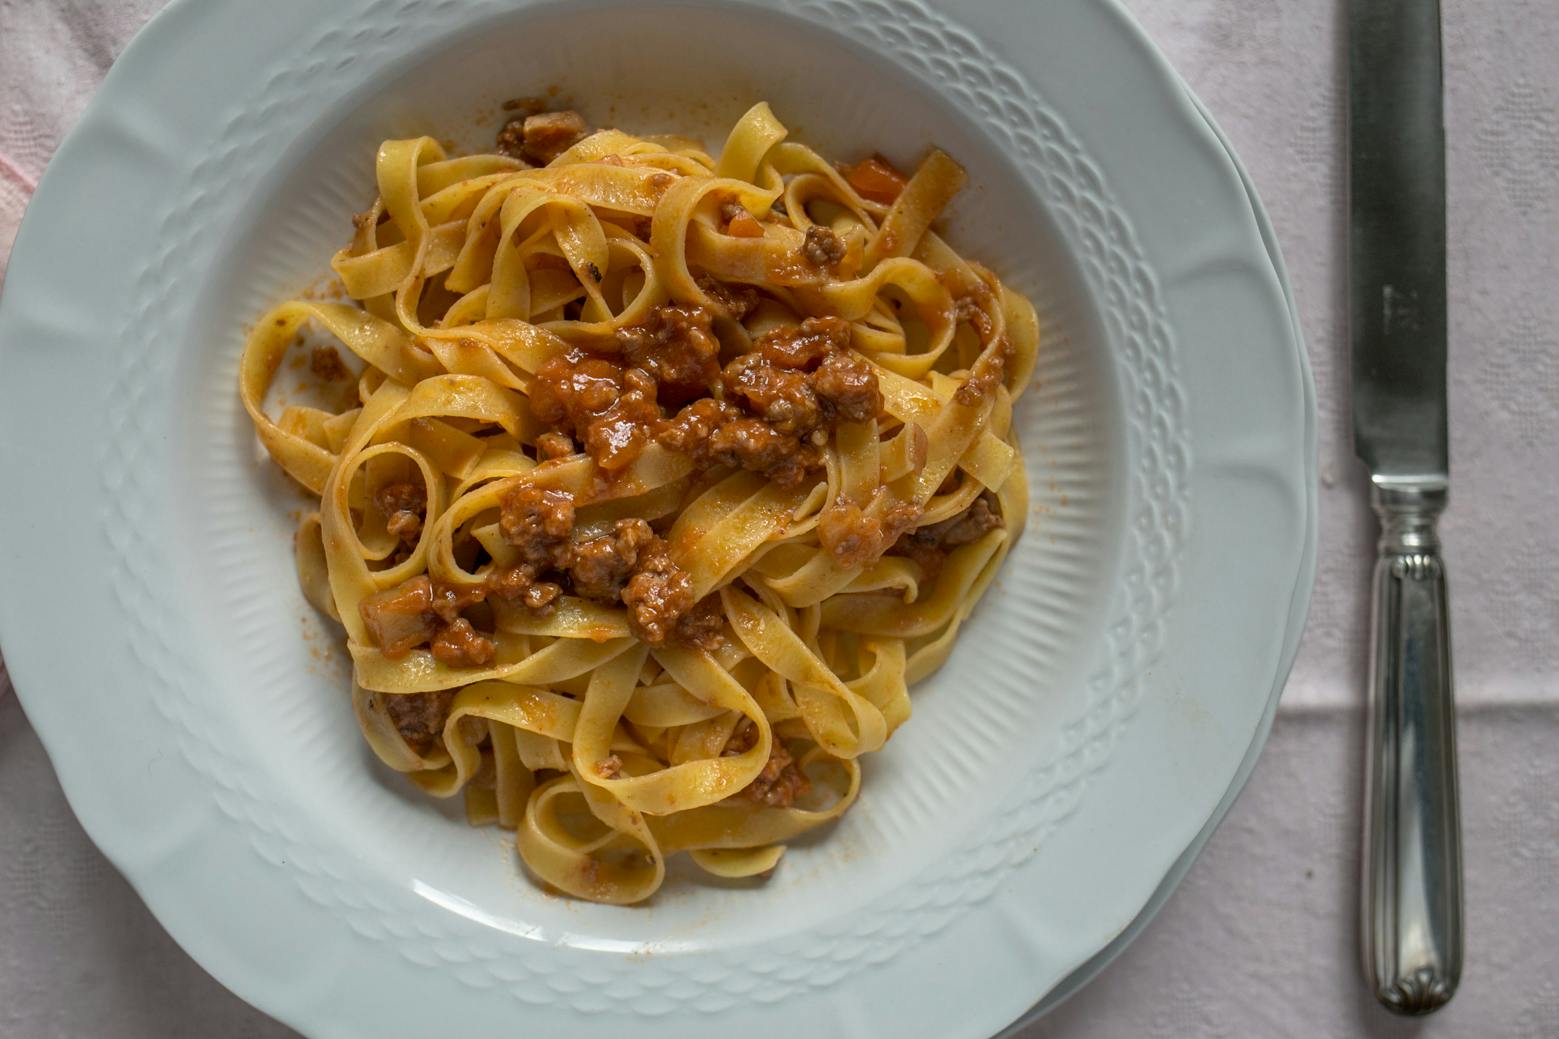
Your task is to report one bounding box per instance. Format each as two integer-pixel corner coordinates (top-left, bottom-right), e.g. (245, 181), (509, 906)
(240, 101), (1037, 904)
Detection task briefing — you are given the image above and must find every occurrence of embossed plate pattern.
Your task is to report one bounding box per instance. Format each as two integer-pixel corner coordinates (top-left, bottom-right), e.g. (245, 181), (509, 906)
(0, 1), (1314, 1036)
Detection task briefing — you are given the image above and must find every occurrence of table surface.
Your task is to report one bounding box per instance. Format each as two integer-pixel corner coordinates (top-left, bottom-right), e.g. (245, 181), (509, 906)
(2, 1), (1556, 1036)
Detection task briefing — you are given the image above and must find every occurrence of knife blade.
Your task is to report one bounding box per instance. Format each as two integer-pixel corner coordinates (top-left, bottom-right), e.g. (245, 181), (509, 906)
(1348, 0), (1463, 1017)
(1350, 0), (1447, 481)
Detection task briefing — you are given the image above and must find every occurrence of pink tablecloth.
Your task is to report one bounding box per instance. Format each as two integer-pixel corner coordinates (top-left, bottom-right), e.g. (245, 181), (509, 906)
(2, 1), (1556, 1036)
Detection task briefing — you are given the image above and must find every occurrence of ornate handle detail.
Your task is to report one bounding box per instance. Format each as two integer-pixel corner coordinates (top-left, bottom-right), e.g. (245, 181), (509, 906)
(1362, 481), (1463, 1015)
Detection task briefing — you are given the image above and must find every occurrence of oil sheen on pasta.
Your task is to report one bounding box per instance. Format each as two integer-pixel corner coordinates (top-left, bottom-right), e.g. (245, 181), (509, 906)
(239, 101), (1038, 904)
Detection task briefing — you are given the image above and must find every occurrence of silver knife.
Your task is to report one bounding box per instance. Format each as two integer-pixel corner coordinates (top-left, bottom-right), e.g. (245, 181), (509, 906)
(1348, 0), (1463, 1015)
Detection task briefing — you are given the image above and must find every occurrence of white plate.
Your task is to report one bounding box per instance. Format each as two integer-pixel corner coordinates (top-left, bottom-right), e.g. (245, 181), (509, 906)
(0, 1), (1315, 1037)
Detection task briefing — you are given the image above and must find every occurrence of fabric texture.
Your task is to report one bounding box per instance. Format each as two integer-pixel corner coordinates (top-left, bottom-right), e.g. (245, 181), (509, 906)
(1, 0), (1554, 1035)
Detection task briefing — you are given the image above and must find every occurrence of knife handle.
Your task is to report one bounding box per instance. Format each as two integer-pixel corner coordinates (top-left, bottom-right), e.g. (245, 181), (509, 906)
(1362, 481), (1463, 1014)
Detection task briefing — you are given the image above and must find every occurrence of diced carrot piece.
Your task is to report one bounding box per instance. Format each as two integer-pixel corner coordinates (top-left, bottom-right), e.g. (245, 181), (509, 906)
(726, 209), (765, 237)
(844, 155), (908, 204)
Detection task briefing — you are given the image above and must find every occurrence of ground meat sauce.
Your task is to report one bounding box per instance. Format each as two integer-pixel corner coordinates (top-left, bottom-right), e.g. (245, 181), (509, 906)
(756, 316), (850, 369)
(620, 538), (696, 645)
(706, 418), (821, 489)
(498, 485), (576, 568)
(529, 354), (660, 473)
(583, 366), (659, 473)
(615, 304), (721, 405)
(654, 311), (880, 487)
(801, 225), (845, 272)
(812, 350), (883, 423)
(953, 341), (1011, 408)
(656, 397), (739, 455)
(954, 292), (996, 341)
(817, 502), (883, 571)
(657, 396), (825, 487)
(310, 345), (349, 381)
(724, 717), (760, 756)
(890, 536), (946, 580)
(743, 742), (812, 808)
(362, 503), (718, 660)
(934, 493), (1004, 546)
(429, 581), (486, 624)
(373, 482), (427, 544)
(485, 564), (563, 612)
(534, 303), (880, 492)
(818, 497), (922, 570)
(489, 483), (717, 648)
(430, 618), (497, 668)
(495, 122), (526, 159)
(535, 431), (575, 461)
(570, 519), (657, 601)
(890, 492), (1004, 578)
(675, 595), (726, 651)
(383, 689), (455, 755)
(723, 354), (821, 435)
(696, 275), (759, 321)
(384, 511), (421, 544)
